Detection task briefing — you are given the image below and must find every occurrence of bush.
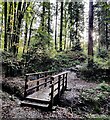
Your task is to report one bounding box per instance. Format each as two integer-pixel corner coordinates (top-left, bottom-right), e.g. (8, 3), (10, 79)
(97, 48), (108, 59)
(80, 66), (110, 82)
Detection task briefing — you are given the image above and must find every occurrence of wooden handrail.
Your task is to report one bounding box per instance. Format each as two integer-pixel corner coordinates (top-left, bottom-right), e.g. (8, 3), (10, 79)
(26, 71), (56, 76)
(51, 71), (69, 78)
(49, 71), (69, 109)
(27, 75), (50, 84)
(26, 80), (52, 92)
(24, 70), (56, 98)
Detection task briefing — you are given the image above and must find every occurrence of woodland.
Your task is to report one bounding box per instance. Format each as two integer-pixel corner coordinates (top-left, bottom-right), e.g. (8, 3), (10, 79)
(0, 0), (110, 119)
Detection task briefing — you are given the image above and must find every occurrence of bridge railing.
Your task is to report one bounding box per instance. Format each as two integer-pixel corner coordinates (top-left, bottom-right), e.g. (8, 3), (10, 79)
(24, 71), (56, 98)
(49, 71), (69, 109)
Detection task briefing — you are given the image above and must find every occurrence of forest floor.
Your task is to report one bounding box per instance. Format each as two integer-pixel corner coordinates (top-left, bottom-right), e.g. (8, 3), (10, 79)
(1, 72), (110, 119)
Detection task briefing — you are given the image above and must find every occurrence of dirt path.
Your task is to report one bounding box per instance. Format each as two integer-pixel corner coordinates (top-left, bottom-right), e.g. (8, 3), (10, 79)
(60, 72), (98, 107)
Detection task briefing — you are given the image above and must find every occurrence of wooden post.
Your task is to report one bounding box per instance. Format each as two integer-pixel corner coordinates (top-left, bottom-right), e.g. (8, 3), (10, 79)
(50, 77), (54, 84)
(62, 74), (65, 92)
(37, 74), (39, 79)
(44, 73), (47, 87)
(65, 73), (68, 90)
(24, 75), (28, 98)
(58, 75), (61, 99)
(36, 81), (39, 91)
(49, 84), (54, 109)
(36, 74), (39, 91)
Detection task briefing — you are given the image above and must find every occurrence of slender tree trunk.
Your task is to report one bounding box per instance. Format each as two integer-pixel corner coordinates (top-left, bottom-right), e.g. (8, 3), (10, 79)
(75, 12), (78, 46)
(4, 2), (7, 51)
(105, 2), (108, 50)
(88, 0), (94, 68)
(48, 2), (50, 34)
(41, 2), (45, 31)
(0, 6), (3, 44)
(7, 2), (12, 51)
(75, 4), (78, 42)
(55, 1), (58, 50)
(48, 2), (50, 48)
(12, 2), (17, 54)
(64, 9), (67, 50)
(16, 2), (22, 55)
(69, 40), (72, 50)
(59, 2), (63, 51)
(27, 16), (35, 51)
(23, 15), (28, 54)
(98, 9), (101, 52)
(69, 2), (74, 50)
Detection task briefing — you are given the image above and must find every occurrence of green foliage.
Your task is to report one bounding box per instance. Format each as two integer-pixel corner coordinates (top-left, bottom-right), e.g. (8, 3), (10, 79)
(80, 64), (110, 82)
(97, 48), (108, 59)
(96, 81), (110, 92)
(2, 51), (24, 77)
(80, 83), (110, 114)
(94, 56), (110, 69)
(23, 50), (86, 73)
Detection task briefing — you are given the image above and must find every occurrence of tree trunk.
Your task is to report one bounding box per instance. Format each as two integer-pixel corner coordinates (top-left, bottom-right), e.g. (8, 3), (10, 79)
(4, 2), (7, 51)
(64, 9), (67, 50)
(55, 1), (58, 50)
(0, 6), (3, 44)
(98, 8), (101, 52)
(41, 2), (45, 31)
(48, 2), (50, 48)
(105, 2), (108, 50)
(7, 2), (12, 51)
(27, 16), (35, 51)
(13, 2), (30, 56)
(23, 15), (28, 54)
(12, 2), (17, 54)
(88, 0), (94, 68)
(16, 2), (22, 55)
(60, 2), (63, 51)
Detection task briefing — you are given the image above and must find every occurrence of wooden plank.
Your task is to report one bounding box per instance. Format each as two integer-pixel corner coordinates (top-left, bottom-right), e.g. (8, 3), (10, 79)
(21, 101), (49, 108)
(25, 97), (50, 104)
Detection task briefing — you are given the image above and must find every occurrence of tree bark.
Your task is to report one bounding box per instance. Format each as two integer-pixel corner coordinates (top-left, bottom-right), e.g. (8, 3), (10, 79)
(23, 14), (28, 54)
(7, 2), (12, 51)
(48, 2), (50, 48)
(4, 2), (7, 51)
(27, 16), (35, 51)
(64, 9), (67, 50)
(0, 6), (3, 44)
(41, 2), (45, 31)
(55, 1), (58, 50)
(60, 2), (63, 51)
(88, 0), (94, 68)
(13, 2), (30, 56)
(105, 2), (108, 50)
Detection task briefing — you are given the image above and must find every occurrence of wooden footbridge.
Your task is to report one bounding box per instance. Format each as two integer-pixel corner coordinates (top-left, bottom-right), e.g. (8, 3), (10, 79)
(21, 71), (69, 109)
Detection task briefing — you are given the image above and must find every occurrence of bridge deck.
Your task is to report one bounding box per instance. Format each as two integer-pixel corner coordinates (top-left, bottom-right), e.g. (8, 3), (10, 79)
(26, 87), (51, 101)
(26, 83), (59, 102)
